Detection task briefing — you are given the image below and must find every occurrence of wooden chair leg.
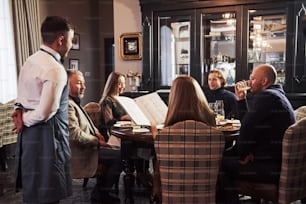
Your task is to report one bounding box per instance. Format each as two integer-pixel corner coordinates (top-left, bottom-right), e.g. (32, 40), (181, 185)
(83, 178), (89, 188)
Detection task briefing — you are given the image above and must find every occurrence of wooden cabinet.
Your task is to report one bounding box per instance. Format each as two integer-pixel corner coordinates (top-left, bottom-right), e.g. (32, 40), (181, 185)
(140, 0), (306, 108)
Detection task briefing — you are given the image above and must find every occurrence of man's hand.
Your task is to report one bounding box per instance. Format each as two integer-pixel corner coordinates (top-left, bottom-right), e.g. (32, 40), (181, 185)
(95, 132), (111, 147)
(235, 81), (248, 101)
(11, 109), (23, 134)
(239, 153), (254, 165)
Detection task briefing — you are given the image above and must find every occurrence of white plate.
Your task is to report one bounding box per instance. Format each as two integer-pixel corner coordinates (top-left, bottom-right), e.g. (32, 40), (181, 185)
(113, 123), (122, 128)
(218, 119), (241, 125)
(116, 121), (131, 125)
(114, 121), (132, 128)
(132, 128), (150, 133)
(218, 120), (228, 126)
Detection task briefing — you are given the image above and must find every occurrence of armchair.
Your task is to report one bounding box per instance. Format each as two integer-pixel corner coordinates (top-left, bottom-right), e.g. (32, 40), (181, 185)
(154, 120), (225, 204)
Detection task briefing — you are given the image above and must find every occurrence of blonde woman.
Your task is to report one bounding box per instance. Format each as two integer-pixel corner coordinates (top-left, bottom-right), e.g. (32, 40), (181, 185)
(99, 71), (130, 142)
(99, 71), (152, 188)
(154, 75), (224, 203)
(165, 75), (216, 127)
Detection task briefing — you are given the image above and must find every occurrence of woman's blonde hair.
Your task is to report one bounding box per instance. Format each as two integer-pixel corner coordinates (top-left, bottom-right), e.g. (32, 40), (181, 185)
(99, 71), (125, 103)
(164, 75), (216, 127)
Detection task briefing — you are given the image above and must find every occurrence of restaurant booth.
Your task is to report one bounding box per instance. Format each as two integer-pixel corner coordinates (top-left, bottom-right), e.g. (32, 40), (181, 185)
(138, 0), (306, 108)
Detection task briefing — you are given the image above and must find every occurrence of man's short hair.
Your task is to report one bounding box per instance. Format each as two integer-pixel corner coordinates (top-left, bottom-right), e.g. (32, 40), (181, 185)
(41, 16), (74, 43)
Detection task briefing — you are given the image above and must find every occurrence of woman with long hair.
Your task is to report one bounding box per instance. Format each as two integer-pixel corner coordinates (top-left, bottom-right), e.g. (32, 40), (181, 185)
(99, 71), (130, 141)
(154, 75), (224, 204)
(165, 75), (216, 127)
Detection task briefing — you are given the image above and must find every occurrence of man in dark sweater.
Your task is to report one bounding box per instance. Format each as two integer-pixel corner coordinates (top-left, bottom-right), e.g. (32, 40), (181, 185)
(217, 64), (296, 203)
(205, 69), (238, 119)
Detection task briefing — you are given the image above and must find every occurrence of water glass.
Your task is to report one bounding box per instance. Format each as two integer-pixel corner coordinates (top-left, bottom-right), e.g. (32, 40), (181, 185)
(215, 100), (225, 122)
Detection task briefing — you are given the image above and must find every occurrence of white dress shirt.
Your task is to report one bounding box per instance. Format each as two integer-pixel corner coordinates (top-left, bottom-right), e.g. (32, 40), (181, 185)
(16, 45), (67, 127)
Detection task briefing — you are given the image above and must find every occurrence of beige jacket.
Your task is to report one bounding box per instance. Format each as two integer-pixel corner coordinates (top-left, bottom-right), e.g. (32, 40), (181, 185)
(68, 98), (99, 179)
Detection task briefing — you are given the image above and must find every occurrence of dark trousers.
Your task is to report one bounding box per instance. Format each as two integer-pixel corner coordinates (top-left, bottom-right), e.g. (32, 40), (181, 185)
(216, 147), (280, 204)
(97, 146), (122, 190)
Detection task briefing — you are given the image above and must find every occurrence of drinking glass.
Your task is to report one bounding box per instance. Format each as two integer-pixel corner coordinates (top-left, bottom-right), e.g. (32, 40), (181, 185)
(215, 100), (225, 122)
(237, 80), (251, 92)
(208, 103), (215, 112)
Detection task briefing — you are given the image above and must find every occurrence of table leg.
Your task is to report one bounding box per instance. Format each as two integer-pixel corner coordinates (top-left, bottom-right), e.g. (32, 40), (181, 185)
(122, 158), (135, 204)
(121, 140), (135, 204)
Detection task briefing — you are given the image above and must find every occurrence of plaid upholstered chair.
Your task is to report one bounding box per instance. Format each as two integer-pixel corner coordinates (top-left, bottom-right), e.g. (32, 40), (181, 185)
(154, 120), (225, 204)
(295, 105), (306, 121)
(236, 117), (306, 204)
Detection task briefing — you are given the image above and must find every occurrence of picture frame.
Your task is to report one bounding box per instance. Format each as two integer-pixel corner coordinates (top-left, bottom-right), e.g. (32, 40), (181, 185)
(69, 59), (79, 70)
(71, 33), (80, 50)
(119, 32), (142, 60)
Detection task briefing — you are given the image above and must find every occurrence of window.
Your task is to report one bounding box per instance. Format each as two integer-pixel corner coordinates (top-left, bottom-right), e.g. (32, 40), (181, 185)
(0, 0), (17, 103)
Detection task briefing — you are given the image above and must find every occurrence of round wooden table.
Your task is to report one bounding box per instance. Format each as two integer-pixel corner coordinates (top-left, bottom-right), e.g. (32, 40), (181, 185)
(111, 126), (239, 204)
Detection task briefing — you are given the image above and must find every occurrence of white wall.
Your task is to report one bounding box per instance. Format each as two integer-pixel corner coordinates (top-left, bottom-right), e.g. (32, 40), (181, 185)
(114, 0), (142, 91)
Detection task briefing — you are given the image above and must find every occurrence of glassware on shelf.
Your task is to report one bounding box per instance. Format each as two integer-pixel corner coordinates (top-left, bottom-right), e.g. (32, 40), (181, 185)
(159, 16), (191, 87)
(248, 9), (286, 85)
(201, 11), (237, 87)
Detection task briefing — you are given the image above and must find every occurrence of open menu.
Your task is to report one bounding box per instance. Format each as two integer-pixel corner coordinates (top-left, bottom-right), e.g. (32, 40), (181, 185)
(115, 92), (168, 127)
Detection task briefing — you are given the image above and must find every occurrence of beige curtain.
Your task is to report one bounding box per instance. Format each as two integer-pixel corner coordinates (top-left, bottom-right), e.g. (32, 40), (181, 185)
(11, 0), (41, 72)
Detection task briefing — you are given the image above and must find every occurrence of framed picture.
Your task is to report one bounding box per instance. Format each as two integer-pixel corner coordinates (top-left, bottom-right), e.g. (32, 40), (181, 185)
(69, 59), (79, 70)
(71, 33), (80, 50)
(119, 32), (142, 60)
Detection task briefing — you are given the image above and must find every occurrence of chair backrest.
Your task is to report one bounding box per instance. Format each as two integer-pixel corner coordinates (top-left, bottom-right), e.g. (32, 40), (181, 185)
(0, 100), (17, 148)
(294, 105), (306, 121)
(154, 120), (225, 204)
(83, 102), (101, 128)
(278, 117), (306, 204)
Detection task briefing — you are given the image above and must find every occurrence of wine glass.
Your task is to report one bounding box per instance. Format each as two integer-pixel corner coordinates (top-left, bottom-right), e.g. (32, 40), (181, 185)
(215, 100), (225, 123)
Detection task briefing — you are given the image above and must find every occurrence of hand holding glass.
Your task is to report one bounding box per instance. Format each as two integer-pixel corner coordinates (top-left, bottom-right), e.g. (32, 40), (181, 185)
(237, 80), (251, 92)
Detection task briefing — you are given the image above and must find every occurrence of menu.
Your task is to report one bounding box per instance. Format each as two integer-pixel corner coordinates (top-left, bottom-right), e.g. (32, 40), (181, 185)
(115, 92), (168, 126)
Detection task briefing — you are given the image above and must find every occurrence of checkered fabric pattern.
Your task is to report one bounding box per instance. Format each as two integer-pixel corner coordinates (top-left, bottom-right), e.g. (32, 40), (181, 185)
(154, 120), (225, 204)
(278, 117), (306, 204)
(0, 100), (17, 147)
(294, 106), (306, 121)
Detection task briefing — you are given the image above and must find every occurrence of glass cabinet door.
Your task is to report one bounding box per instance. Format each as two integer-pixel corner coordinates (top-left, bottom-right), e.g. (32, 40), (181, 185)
(247, 8), (287, 84)
(157, 15), (191, 87)
(201, 11), (237, 86)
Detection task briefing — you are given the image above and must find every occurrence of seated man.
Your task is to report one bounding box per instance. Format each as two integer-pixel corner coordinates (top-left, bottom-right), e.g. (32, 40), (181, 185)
(67, 69), (121, 203)
(217, 64), (296, 203)
(205, 69), (238, 119)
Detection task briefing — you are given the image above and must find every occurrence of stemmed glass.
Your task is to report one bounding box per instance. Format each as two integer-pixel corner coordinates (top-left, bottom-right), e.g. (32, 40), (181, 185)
(214, 100), (225, 123)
